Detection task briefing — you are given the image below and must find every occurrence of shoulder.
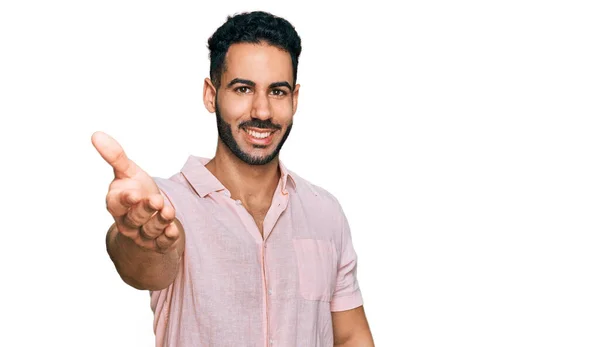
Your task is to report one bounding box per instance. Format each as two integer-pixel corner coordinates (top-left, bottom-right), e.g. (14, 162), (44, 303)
(152, 173), (200, 226)
(287, 170), (353, 253)
(152, 173), (199, 215)
(153, 173), (191, 196)
(289, 169), (344, 211)
(288, 170), (349, 240)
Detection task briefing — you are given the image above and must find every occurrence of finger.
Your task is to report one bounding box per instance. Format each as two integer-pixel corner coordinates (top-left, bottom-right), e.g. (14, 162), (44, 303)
(155, 222), (180, 251)
(140, 204), (176, 239)
(91, 131), (135, 179)
(106, 189), (142, 217)
(122, 193), (163, 230)
(163, 218), (181, 239)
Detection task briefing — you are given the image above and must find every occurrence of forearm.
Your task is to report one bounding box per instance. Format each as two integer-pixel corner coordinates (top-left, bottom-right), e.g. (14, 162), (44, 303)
(106, 221), (184, 290)
(334, 333), (375, 347)
(332, 305), (374, 347)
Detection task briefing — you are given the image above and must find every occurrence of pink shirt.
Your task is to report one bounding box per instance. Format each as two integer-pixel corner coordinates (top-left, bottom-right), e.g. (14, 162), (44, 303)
(150, 156), (363, 347)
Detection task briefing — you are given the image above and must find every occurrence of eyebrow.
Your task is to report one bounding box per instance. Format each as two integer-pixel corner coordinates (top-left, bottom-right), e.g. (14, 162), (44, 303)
(268, 81), (293, 91)
(226, 78), (255, 88)
(226, 78), (293, 91)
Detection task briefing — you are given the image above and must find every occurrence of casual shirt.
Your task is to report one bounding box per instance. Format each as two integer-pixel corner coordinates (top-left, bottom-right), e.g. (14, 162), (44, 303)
(150, 155), (363, 346)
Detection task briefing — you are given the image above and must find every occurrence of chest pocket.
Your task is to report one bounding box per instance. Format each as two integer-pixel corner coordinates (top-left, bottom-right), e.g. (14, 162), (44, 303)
(292, 238), (338, 302)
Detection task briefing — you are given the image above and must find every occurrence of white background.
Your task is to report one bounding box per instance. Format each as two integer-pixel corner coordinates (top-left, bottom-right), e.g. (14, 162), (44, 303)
(1, 0), (599, 346)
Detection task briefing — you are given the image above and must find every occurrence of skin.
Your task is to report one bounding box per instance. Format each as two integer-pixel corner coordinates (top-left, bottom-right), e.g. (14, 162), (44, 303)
(93, 41), (373, 346)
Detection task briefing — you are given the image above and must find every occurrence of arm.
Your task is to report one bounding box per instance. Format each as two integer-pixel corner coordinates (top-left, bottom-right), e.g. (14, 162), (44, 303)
(330, 200), (373, 345)
(106, 218), (185, 291)
(92, 131), (185, 291)
(332, 305), (374, 347)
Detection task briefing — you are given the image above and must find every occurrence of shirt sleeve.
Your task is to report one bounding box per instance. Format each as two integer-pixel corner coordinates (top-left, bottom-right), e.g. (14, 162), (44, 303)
(330, 205), (364, 312)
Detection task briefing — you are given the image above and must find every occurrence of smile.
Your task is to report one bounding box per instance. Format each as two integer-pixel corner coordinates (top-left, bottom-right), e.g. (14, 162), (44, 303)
(242, 127), (276, 145)
(245, 129), (273, 139)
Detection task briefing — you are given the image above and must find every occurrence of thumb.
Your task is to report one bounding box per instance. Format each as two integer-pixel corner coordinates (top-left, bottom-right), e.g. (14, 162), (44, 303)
(91, 131), (135, 178)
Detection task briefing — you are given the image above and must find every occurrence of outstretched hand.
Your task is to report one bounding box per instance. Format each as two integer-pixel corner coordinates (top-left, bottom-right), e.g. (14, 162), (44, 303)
(92, 131), (180, 252)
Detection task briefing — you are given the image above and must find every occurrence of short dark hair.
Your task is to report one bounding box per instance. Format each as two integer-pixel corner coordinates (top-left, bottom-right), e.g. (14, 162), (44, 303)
(207, 11), (302, 89)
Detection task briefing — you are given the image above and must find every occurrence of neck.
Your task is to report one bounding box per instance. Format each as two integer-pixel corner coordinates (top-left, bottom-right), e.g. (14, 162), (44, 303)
(205, 140), (281, 206)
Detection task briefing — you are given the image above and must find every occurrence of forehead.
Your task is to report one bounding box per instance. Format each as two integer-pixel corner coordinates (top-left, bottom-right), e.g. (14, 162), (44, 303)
(222, 42), (293, 85)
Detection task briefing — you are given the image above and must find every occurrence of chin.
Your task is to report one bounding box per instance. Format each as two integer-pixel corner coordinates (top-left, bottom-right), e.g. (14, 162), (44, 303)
(241, 149), (279, 166)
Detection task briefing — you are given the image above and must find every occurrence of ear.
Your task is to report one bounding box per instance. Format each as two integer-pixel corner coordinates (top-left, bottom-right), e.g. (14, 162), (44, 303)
(292, 83), (300, 115)
(203, 78), (217, 113)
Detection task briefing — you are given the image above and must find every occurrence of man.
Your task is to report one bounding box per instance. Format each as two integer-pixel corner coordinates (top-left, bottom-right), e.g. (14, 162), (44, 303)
(92, 11), (374, 347)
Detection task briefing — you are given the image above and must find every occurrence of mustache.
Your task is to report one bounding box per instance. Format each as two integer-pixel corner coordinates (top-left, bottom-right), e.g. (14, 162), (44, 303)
(239, 119), (282, 131)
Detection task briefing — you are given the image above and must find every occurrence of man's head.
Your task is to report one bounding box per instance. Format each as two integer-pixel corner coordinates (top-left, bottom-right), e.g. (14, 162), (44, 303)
(203, 11), (302, 166)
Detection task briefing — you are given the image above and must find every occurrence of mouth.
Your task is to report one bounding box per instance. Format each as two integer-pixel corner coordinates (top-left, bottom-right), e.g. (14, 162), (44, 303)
(242, 127), (277, 146)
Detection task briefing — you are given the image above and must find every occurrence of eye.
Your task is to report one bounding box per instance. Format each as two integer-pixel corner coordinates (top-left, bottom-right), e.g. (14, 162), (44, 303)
(271, 89), (287, 97)
(235, 86), (252, 94)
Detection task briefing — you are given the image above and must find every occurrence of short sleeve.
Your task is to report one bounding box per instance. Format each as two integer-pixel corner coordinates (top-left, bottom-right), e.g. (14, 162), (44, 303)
(330, 206), (364, 312)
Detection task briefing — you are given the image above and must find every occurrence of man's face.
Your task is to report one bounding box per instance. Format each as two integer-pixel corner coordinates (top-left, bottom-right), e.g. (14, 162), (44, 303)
(210, 42), (299, 166)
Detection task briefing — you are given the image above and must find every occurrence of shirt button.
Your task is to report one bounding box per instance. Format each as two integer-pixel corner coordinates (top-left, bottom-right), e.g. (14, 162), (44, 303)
(268, 289), (273, 295)
(235, 200), (242, 205)
(269, 339), (274, 345)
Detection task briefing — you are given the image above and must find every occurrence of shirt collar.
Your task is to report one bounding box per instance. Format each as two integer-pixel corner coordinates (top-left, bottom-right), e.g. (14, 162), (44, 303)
(180, 155), (296, 198)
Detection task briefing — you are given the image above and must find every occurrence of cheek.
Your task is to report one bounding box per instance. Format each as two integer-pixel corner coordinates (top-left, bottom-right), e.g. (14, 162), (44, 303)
(273, 100), (294, 122)
(219, 96), (252, 121)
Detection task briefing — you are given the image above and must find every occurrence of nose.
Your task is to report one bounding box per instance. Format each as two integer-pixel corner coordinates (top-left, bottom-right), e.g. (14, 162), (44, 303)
(250, 91), (272, 120)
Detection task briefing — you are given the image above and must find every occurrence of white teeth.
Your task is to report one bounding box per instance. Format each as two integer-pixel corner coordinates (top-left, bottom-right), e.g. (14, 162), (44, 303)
(247, 130), (271, 139)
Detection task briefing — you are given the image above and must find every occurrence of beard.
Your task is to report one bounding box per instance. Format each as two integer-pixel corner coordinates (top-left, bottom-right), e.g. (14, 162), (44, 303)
(215, 101), (293, 166)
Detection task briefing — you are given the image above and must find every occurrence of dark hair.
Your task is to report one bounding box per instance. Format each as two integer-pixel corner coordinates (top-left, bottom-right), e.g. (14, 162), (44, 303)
(207, 11), (302, 89)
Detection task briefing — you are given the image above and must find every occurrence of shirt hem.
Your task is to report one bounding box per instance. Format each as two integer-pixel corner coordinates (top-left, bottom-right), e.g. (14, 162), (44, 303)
(330, 290), (363, 312)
